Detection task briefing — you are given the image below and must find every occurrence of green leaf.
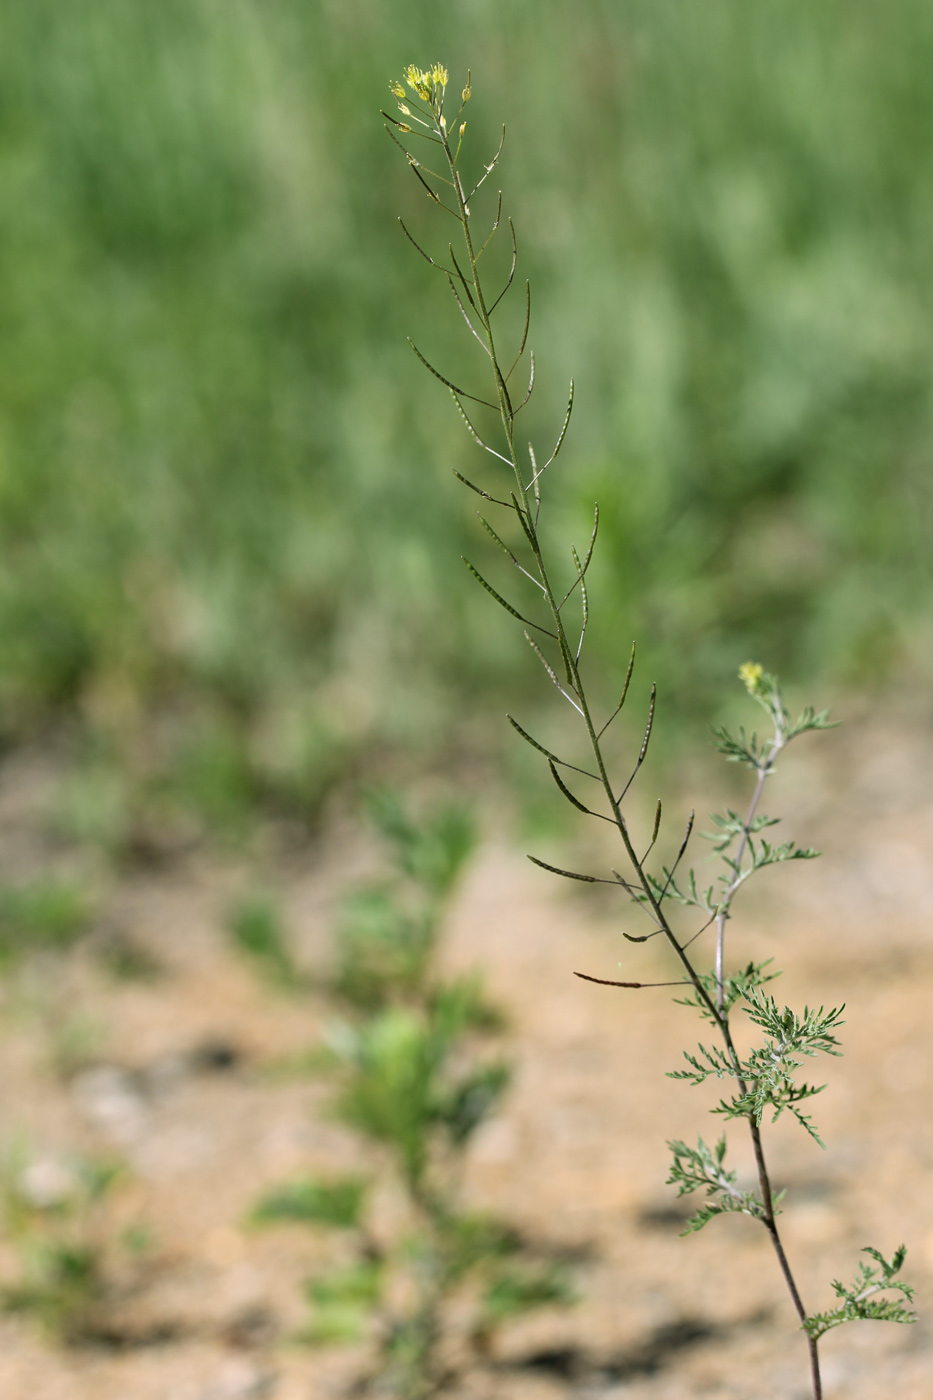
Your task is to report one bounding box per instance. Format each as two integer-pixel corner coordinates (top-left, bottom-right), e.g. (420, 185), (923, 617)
(366, 790), (476, 895)
(710, 724), (765, 770)
(804, 1246), (915, 1341)
(673, 961), (779, 1020)
(704, 809), (781, 853)
(666, 1136), (767, 1233)
(685, 991), (847, 1145)
(787, 706), (838, 742)
(334, 884), (435, 1009)
(306, 1259), (383, 1309)
(227, 896), (300, 989)
(641, 865), (718, 914)
(481, 1263), (577, 1323)
(300, 1258), (384, 1345)
(249, 1175), (366, 1229)
(441, 1212), (521, 1282)
(441, 1062), (510, 1145)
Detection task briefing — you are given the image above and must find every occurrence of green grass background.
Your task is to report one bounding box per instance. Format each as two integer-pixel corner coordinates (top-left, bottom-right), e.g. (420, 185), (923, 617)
(1, 1), (931, 834)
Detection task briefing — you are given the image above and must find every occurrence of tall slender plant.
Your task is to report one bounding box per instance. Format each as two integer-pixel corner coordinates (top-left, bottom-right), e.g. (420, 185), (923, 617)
(382, 63), (915, 1399)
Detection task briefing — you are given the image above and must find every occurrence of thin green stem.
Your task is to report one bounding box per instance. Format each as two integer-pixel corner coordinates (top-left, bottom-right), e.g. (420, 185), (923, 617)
(715, 759), (768, 1010)
(409, 86), (821, 1400)
(714, 704), (789, 1008)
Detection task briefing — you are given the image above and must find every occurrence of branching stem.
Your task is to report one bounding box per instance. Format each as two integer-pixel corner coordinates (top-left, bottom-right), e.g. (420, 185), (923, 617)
(395, 78), (823, 1400)
(715, 756), (772, 1011)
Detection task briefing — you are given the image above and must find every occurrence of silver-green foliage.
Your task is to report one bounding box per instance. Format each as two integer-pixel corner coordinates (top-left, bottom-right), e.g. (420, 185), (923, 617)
(803, 1247), (916, 1342)
(385, 65), (915, 1400)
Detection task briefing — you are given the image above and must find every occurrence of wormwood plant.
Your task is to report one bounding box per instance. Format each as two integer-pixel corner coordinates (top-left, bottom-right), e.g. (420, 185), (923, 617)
(252, 793), (572, 1395)
(382, 64), (916, 1399)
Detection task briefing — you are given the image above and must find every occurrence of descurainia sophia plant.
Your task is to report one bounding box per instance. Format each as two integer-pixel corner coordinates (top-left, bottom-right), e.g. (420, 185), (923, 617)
(381, 63), (916, 1400)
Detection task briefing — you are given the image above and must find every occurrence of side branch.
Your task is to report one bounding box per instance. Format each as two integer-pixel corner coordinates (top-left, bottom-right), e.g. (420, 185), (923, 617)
(574, 971), (687, 989)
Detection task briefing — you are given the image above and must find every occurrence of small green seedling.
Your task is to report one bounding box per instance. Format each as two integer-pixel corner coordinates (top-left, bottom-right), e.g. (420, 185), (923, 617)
(253, 793), (573, 1395)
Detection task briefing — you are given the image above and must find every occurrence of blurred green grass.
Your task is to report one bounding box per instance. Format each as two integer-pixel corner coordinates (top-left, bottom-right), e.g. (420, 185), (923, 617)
(1, 1), (931, 833)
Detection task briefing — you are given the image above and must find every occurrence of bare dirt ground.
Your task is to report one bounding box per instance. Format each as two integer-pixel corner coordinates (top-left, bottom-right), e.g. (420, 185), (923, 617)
(0, 709), (931, 1400)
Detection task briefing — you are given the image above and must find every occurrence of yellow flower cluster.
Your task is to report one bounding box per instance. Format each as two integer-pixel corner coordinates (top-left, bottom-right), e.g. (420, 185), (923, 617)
(738, 661), (766, 697)
(391, 64), (449, 103)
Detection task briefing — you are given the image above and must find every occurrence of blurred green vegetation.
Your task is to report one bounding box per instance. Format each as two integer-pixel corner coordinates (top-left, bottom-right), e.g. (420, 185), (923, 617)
(249, 1174), (367, 1230)
(227, 893), (302, 989)
(1, 2), (931, 832)
(0, 881), (89, 965)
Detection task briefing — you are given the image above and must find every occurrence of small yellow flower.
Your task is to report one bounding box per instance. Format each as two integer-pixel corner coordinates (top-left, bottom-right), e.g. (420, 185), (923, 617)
(389, 79), (406, 99)
(738, 661), (766, 697)
(401, 62), (449, 101)
(404, 64), (432, 100)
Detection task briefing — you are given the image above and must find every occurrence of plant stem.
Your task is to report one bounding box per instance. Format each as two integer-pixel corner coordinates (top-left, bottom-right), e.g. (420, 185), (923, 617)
(748, 1115), (822, 1397)
(424, 88), (821, 1400)
(714, 728), (785, 1011)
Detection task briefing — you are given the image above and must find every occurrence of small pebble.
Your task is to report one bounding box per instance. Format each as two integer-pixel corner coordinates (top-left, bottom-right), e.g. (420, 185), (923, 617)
(200, 1357), (277, 1400)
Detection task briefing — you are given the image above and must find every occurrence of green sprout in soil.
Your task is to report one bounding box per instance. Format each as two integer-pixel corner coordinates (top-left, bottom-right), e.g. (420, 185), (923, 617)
(252, 792), (574, 1395)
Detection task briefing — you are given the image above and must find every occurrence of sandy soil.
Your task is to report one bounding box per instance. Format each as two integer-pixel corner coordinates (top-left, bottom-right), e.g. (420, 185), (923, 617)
(0, 712), (930, 1400)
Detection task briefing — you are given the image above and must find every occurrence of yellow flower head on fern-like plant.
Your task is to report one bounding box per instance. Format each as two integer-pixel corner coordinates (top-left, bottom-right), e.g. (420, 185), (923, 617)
(404, 65), (432, 101)
(738, 661), (766, 697)
(402, 63), (448, 103)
